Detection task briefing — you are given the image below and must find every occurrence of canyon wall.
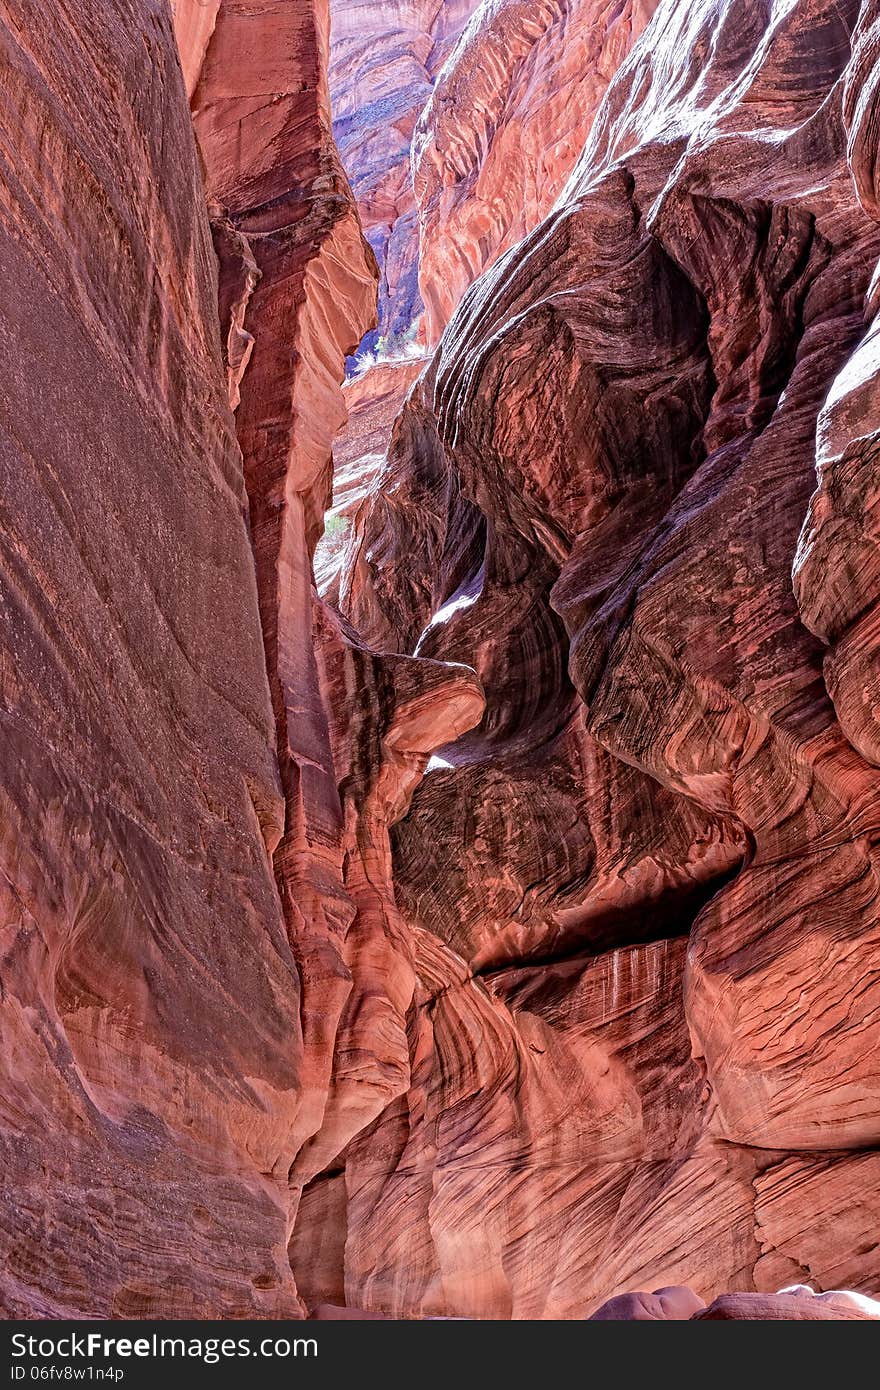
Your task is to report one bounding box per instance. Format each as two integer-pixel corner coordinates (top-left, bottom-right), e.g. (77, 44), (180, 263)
(414, 0), (663, 342)
(0, 0), (480, 1319)
(335, 0), (880, 1315)
(328, 1), (663, 349)
(4, 0), (880, 1322)
(325, 0), (662, 623)
(186, 0), (482, 1261)
(0, 0), (300, 1316)
(328, 0), (479, 350)
(315, 357), (427, 597)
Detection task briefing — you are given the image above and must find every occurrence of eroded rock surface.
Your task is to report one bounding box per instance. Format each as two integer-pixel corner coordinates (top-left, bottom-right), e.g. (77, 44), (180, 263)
(590, 1283), (880, 1319)
(329, 0), (480, 350)
(187, 0), (485, 1264)
(0, 0), (299, 1317)
(334, 0), (880, 1316)
(315, 356), (428, 597)
(414, 0), (662, 342)
(6, 0), (880, 1324)
(0, 0), (480, 1320)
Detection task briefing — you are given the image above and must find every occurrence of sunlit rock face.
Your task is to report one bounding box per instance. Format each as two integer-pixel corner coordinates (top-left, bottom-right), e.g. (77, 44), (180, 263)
(171, 0), (220, 94)
(693, 1287), (880, 1320)
(414, 0), (662, 343)
(315, 356), (429, 598)
(590, 1284), (880, 1319)
(334, 0), (880, 1315)
(309, 1283), (880, 1319)
(328, 0), (480, 352)
(187, 0), (484, 1269)
(328, 2), (659, 350)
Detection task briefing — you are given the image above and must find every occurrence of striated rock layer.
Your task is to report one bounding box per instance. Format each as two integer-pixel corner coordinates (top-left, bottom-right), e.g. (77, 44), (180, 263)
(6, 0), (880, 1323)
(328, 0), (480, 350)
(334, 0), (880, 1316)
(591, 1284), (880, 1319)
(0, 0), (480, 1319)
(414, 0), (662, 342)
(186, 0), (483, 1300)
(0, 0), (300, 1317)
(315, 356), (428, 598)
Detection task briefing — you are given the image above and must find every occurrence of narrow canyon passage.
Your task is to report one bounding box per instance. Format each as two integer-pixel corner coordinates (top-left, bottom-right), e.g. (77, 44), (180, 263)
(1, 0), (880, 1322)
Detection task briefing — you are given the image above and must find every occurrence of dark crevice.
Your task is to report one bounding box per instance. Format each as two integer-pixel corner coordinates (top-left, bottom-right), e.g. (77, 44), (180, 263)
(466, 853), (748, 987)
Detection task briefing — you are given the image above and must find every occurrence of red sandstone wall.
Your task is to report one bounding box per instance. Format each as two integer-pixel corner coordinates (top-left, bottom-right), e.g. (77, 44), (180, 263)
(335, 0), (880, 1315)
(0, 0), (298, 1317)
(4, 0), (880, 1323)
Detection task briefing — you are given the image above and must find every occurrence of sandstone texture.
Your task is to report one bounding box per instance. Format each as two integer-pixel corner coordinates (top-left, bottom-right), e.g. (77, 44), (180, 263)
(1, 0), (482, 1321)
(171, 0), (220, 95)
(334, 0), (880, 1316)
(329, 0), (479, 351)
(414, 0), (662, 342)
(4, 0), (880, 1324)
(592, 1283), (880, 1319)
(315, 355), (428, 597)
(187, 0), (482, 1295)
(0, 0), (299, 1317)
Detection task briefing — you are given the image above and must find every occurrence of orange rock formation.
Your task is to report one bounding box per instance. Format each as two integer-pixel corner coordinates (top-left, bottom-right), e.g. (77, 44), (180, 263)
(3, 0), (880, 1323)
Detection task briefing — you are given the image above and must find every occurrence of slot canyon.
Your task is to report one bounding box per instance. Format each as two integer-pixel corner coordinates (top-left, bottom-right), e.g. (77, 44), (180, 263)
(3, 0), (880, 1320)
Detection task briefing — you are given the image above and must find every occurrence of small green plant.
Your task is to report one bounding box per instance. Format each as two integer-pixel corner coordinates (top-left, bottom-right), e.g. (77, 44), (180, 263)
(323, 512), (350, 539)
(351, 319), (428, 377)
